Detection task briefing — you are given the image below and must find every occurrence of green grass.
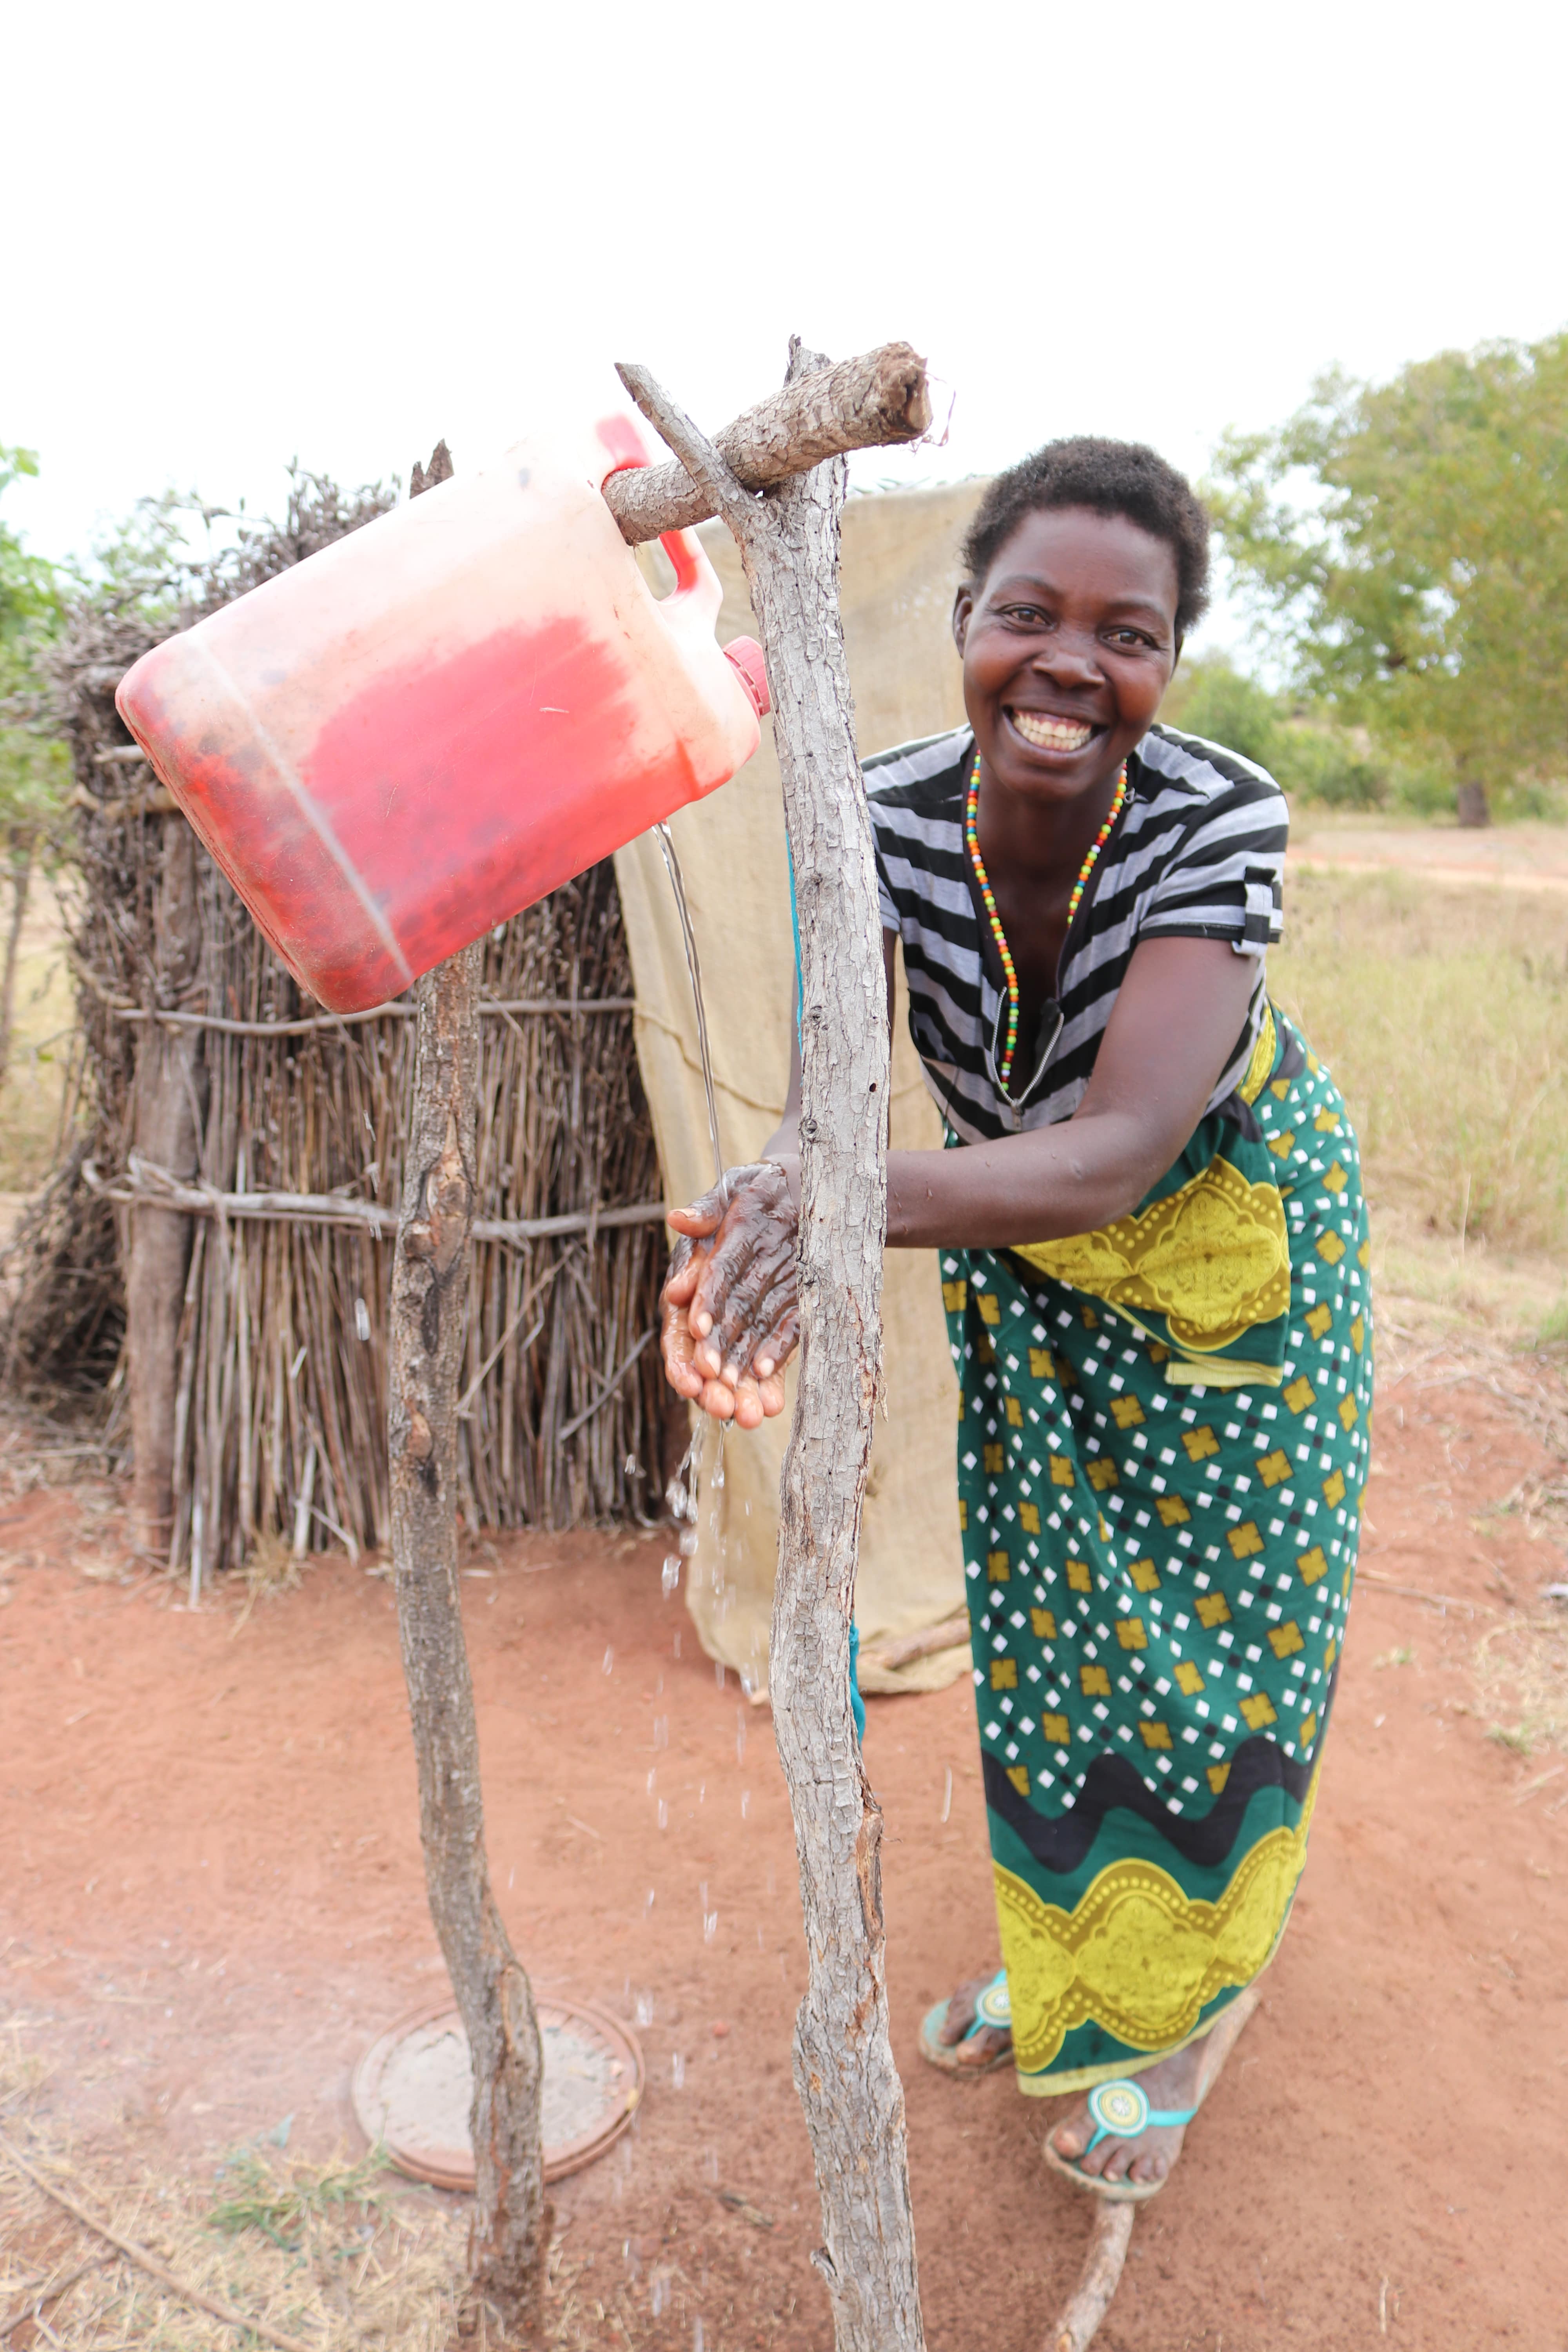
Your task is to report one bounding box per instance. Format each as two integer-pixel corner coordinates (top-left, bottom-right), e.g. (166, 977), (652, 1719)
(1270, 869), (1568, 1258)
(207, 2140), (392, 2248)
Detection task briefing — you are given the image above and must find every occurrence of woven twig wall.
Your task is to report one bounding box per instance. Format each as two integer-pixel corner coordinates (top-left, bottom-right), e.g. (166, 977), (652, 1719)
(2, 485), (677, 1571)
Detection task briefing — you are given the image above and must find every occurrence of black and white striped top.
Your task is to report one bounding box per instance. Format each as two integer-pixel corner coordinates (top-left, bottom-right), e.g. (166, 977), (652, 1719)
(867, 724), (1287, 1146)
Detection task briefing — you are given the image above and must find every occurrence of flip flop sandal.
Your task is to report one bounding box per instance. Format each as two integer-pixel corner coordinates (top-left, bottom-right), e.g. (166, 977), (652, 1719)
(1042, 2076), (1200, 2203)
(1041, 1986), (1259, 2204)
(918, 1968), (1013, 2077)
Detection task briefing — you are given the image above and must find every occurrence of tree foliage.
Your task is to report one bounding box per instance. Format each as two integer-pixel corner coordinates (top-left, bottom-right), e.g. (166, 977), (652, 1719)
(1207, 334), (1568, 817)
(1164, 654), (1386, 809)
(0, 445), (70, 830)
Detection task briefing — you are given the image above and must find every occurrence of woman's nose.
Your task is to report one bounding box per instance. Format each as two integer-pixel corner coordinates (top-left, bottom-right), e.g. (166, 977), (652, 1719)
(1031, 636), (1103, 685)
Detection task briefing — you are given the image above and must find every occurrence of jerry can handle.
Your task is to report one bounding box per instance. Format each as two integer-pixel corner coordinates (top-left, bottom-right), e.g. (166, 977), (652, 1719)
(598, 416), (769, 717)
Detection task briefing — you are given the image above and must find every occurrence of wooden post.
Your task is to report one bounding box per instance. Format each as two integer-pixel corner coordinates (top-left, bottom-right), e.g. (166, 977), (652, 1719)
(126, 815), (205, 1558)
(388, 442), (550, 2341)
(619, 349), (924, 2352)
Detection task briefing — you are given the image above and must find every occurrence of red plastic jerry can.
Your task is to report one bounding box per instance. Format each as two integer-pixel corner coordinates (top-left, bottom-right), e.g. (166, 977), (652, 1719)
(116, 416), (768, 1013)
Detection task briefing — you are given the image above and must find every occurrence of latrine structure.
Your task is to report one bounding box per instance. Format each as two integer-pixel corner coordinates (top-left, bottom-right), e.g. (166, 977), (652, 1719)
(2, 475), (675, 1578)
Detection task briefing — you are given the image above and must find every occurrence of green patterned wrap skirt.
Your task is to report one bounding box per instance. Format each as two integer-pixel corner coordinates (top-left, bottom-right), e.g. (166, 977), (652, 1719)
(943, 1008), (1372, 2095)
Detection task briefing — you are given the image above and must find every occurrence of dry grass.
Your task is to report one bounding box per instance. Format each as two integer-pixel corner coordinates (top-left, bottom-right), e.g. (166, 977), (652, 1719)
(0, 875), (76, 1194)
(0, 2039), (627, 2352)
(1475, 1613), (1568, 1757)
(1271, 868), (1568, 1258)
(0, 2124), (464, 2352)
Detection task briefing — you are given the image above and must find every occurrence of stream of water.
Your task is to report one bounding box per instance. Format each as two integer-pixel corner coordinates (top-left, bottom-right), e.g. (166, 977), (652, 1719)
(653, 821), (730, 1618)
(654, 821), (723, 1191)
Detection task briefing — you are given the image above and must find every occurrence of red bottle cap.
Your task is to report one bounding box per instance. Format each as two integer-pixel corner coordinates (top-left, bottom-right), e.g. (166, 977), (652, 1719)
(722, 636), (771, 718)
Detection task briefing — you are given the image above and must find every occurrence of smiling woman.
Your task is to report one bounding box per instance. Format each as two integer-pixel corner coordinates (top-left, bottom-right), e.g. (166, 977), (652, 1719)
(659, 438), (1372, 2205)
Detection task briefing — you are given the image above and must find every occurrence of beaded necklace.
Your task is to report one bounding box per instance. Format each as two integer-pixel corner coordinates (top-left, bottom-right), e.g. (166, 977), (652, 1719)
(964, 749), (1129, 1091)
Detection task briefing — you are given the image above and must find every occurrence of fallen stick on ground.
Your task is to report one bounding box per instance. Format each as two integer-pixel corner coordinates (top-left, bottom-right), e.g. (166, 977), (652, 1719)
(0, 2134), (316, 2352)
(1048, 2203), (1135, 2352)
(0, 2253), (110, 2338)
(857, 1612), (970, 1675)
(1357, 1568), (1476, 1615)
(1512, 1762), (1566, 1805)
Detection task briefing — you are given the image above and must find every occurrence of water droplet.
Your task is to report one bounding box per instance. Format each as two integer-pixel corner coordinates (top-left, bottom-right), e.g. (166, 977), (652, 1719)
(658, 1799), (668, 1829)
(704, 2147), (719, 2184)
(694, 2317), (705, 2349)
(643, 1889), (656, 1916)
(646, 1769), (656, 1794)
(735, 1711), (747, 1764)
(671, 2051), (686, 2089)
(715, 1660), (726, 1689)
(624, 1453), (639, 1477)
(678, 1528), (699, 1559)
(703, 1911), (718, 1944)
(635, 1990), (655, 2028)
(653, 1717), (668, 1749)
(651, 2275), (668, 2316)
(673, 1630), (682, 1657)
(602, 1646), (615, 1675)
(662, 1555), (681, 1595)
(699, 1881), (708, 1907)
(740, 1790), (750, 1820)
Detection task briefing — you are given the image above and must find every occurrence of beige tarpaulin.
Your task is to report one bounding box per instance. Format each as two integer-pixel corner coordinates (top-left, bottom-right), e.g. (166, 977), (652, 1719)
(613, 483), (986, 1699)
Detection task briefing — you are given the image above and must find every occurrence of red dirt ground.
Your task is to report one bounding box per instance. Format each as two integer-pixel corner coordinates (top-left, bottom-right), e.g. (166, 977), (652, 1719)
(3, 1361), (1566, 2351)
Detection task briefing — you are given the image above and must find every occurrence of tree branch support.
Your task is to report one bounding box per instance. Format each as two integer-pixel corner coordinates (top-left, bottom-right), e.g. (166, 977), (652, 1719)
(388, 440), (549, 2342)
(619, 347), (924, 2352)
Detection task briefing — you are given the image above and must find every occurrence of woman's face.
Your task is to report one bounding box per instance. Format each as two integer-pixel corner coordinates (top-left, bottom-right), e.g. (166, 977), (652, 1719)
(953, 505), (1181, 809)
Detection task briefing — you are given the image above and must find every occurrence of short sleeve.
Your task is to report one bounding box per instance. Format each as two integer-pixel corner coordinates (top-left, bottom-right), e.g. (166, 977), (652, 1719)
(867, 804), (900, 932)
(1137, 773), (1288, 958)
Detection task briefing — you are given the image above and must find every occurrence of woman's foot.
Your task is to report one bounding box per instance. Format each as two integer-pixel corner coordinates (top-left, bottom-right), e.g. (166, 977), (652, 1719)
(1048, 2040), (1205, 2187)
(1047, 1989), (1259, 2190)
(929, 1968), (1012, 2070)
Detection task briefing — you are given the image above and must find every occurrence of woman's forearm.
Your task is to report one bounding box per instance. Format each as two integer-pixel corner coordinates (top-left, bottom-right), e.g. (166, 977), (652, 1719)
(886, 1111), (1165, 1250)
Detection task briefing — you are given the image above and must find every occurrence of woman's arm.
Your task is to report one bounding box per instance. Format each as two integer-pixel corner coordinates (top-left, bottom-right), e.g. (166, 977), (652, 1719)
(667, 934), (1257, 1405)
(885, 935), (1256, 1247)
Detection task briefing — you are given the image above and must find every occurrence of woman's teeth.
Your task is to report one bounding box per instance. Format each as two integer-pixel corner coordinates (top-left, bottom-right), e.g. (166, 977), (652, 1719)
(1011, 710), (1093, 753)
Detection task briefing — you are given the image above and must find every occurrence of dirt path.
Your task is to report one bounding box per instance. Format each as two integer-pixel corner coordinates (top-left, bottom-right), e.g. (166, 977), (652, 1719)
(3, 1351), (1566, 2350)
(1289, 815), (1568, 895)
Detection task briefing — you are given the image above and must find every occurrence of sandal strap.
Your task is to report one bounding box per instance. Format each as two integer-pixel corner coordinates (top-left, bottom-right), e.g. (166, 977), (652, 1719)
(963, 1968), (1011, 2041)
(1083, 2075), (1200, 2154)
(1084, 2103), (1197, 2153)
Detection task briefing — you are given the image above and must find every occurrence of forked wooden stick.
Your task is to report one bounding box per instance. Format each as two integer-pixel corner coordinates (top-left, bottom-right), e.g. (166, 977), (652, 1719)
(616, 348), (923, 2352)
(602, 341), (930, 543)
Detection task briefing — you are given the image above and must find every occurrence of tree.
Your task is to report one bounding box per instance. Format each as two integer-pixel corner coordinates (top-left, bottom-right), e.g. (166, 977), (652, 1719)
(1163, 655), (1385, 809)
(0, 447), (68, 1093)
(1207, 334), (1568, 824)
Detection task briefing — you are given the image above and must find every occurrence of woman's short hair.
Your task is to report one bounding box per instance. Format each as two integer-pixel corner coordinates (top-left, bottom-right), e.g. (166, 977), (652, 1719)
(960, 437), (1212, 640)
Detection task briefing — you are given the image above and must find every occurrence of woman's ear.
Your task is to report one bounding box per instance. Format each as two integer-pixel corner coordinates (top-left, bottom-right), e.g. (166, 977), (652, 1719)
(951, 583), (974, 656)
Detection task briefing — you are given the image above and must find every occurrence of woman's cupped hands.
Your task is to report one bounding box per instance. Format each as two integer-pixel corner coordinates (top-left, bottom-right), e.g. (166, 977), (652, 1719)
(659, 1159), (801, 1429)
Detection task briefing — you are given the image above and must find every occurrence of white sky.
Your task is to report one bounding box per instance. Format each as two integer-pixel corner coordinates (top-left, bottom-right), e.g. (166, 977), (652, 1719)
(6, 0), (1566, 658)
